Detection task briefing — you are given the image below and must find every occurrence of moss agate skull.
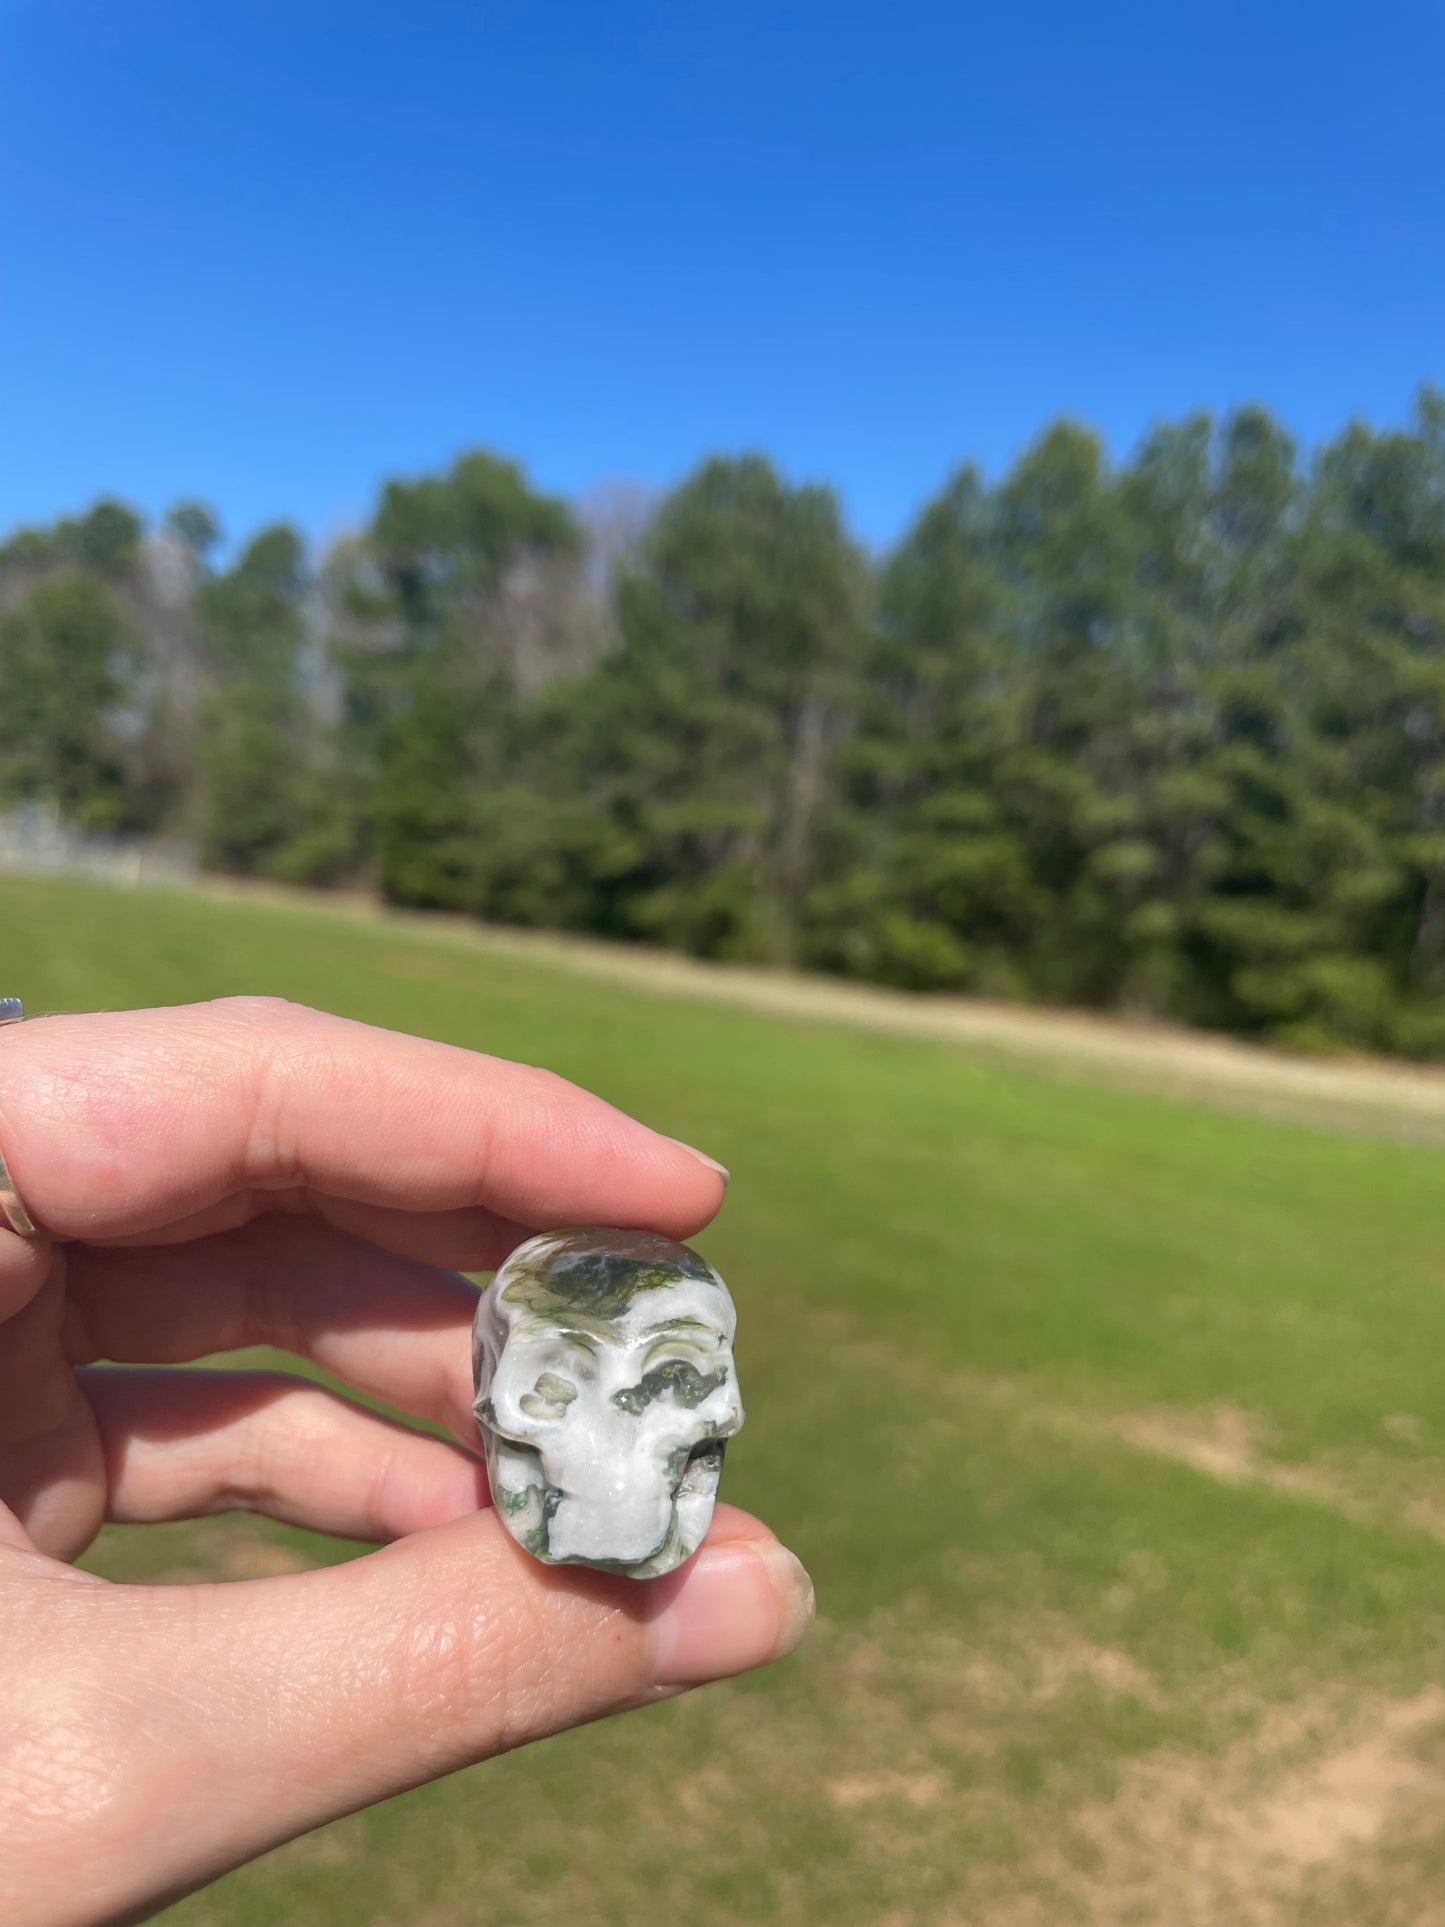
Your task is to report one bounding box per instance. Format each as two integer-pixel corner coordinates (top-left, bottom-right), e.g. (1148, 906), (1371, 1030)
(473, 1227), (744, 1578)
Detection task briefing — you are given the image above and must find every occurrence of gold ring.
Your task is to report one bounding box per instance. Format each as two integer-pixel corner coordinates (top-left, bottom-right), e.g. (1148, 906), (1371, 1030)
(0, 1000), (38, 1237)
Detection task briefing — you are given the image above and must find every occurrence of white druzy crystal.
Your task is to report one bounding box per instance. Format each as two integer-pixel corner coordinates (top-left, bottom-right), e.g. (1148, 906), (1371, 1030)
(473, 1227), (745, 1578)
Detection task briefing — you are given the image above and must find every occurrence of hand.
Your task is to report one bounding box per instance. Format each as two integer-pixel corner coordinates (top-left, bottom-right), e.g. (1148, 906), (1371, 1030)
(0, 999), (812, 1927)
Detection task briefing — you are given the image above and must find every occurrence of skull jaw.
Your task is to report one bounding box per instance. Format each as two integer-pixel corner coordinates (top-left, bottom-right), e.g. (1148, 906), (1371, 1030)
(481, 1428), (726, 1579)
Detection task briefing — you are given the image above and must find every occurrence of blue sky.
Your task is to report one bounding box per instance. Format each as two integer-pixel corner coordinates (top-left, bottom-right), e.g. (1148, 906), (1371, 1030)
(2, 0), (1440, 553)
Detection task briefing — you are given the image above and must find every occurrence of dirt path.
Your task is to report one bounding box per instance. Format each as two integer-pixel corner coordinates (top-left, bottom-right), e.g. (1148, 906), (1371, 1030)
(184, 874), (1445, 1145)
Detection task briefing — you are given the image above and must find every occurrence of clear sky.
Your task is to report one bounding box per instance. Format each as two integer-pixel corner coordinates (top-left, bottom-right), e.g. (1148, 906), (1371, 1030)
(2, 0), (1440, 553)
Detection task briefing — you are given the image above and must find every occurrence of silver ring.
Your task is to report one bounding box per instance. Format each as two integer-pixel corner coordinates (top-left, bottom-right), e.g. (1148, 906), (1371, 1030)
(0, 999), (38, 1237)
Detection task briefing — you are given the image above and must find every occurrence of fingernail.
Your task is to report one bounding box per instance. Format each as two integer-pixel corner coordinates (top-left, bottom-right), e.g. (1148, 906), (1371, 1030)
(665, 1137), (731, 1189)
(648, 1539), (814, 1688)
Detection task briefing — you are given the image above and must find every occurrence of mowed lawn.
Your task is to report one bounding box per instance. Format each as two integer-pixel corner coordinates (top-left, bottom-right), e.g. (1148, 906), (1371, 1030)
(10, 874), (1445, 1925)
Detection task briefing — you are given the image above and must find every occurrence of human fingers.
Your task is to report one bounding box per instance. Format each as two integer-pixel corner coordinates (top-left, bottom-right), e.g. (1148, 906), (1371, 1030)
(0, 1216), (50, 1325)
(0, 1494), (38, 1554)
(84, 1193), (534, 1271)
(78, 1367), (488, 1541)
(66, 1220), (482, 1441)
(3, 1504), (812, 1927)
(0, 999), (728, 1245)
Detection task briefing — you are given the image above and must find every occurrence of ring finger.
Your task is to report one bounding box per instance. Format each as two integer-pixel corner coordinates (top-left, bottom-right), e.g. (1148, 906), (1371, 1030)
(82, 1366), (490, 1543)
(65, 1216), (484, 1443)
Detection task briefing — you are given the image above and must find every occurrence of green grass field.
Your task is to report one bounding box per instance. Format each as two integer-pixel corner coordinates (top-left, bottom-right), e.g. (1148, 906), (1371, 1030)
(8, 872), (1445, 1925)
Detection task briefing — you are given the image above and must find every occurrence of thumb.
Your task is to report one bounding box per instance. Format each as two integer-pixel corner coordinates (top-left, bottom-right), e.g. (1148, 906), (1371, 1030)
(30, 1506), (811, 1926)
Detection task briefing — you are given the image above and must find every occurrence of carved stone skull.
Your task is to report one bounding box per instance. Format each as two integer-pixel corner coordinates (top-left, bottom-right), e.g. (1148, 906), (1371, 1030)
(472, 1226), (745, 1578)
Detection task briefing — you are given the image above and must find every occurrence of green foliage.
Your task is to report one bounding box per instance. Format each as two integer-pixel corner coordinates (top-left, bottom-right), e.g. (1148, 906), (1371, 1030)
(337, 453), (587, 910)
(10, 392), (1445, 1054)
(537, 455), (870, 959)
(369, 449), (578, 627)
(195, 524), (357, 881)
(164, 499), (222, 561)
(0, 498), (142, 580)
(0, 573), (138, 827)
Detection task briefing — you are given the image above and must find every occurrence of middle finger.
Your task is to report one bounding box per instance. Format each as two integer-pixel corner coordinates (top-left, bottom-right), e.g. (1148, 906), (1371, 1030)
(81, 1366), (490, 1543)
(65, 1218), (482, 1442)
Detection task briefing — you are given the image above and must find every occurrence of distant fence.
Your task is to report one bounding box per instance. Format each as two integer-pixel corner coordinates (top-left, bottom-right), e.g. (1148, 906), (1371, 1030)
(0, 802), (198, 889)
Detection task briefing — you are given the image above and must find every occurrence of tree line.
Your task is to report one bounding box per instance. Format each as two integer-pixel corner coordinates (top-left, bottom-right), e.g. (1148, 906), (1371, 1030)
(4, 392), (1445, 1056)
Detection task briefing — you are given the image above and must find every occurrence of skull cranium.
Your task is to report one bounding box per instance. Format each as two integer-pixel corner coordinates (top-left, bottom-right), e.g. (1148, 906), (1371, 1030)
(472, 1227), (745, 1578)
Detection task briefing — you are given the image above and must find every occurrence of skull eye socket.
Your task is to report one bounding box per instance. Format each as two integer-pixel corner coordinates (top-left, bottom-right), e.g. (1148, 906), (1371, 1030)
(612, 1357), (731, 1416)
(642, 1321), (723, 1368)
(643, 1341), (710, 1370)
(519, 1371), (578, 1420)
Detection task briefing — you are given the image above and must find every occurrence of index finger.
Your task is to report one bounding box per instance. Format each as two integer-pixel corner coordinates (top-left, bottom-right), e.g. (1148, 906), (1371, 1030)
(0, 998), (728, 1244)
